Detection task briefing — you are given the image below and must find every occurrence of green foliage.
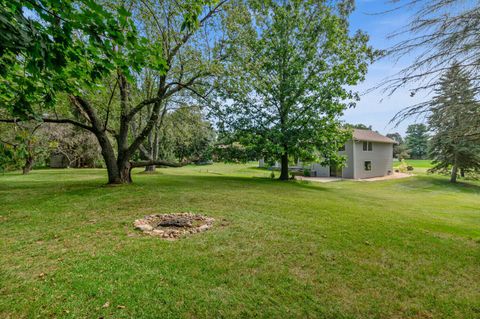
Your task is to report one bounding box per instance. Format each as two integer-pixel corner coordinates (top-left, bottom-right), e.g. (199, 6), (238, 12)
(181, 0), (216, 31)
(405, 124), (429, 159)
(0, 141), (19, 171)
(303, 168), (311, 177)
(215, 0), (377, 177)
(0, 0), (217, 117)
(157, 107), (215, 163)
(397, 159), (408, 173)
(428, 64), (480, 181)
(0, 122), (50, 171)
(345, 123), (372, 130)
(0, 0), (166, 117)
(387, 133), (410, 160)
(213, 142), (257, 163)
(1, 0), (223, 183)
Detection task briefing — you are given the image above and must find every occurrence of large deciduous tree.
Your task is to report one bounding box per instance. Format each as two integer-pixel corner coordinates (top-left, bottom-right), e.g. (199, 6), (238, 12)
(1, 0), (226, 184)
(428, 64), (480, 183)
(215, 0), (376, 180)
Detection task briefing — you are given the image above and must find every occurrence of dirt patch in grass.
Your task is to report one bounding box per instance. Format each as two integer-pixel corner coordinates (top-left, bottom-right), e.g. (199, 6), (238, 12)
(133, 213), (214, 240)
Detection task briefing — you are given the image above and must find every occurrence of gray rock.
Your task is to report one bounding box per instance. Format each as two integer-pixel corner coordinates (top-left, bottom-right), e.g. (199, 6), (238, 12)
(136, 224), (154, 232)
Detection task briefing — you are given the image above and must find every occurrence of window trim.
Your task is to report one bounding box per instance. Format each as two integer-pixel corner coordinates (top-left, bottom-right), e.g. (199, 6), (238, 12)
(362, 141), (373, 152)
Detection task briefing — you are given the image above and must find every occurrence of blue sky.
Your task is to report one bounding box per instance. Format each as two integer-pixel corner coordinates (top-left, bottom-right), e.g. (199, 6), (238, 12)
(343, 0), (429, 136)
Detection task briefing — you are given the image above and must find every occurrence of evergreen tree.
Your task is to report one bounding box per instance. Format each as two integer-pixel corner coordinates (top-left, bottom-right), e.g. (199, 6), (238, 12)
(405, 124), (429, 159)
(428, 64), (480, 183)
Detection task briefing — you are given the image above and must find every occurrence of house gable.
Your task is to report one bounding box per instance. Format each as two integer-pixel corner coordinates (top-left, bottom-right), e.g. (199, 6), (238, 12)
(352, 140), (394, 179)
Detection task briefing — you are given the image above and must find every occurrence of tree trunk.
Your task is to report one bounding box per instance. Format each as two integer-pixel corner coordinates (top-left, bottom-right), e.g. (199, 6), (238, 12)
(95, 132), (122, 184)
(145, 128), (160, 172)
(22, 155), (34, 175)
(460, 168), (465, 178)
(279, 152), (289, 180)
(144, 120), (155, 172)
(119, 161), (133, 184)
(450, 165), (458, 183)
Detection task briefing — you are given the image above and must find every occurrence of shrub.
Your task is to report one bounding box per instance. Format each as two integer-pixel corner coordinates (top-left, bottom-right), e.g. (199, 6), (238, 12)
(398, 159), (408, 173)
(270, 171), (275, 179)
(290, 171), (303, 179)
(407, 166), (414, 171)
(303, 168), (311, 177)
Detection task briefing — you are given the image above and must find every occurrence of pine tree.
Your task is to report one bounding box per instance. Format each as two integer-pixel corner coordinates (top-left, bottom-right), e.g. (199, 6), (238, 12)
(405, 124), (429, 159)
(428, 64), (480, 183)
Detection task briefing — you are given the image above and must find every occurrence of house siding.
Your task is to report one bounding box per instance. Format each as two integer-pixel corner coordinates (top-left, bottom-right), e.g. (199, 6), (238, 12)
(311, 163), (330, 177)
(353, 141), (393, 179)
(340, 140), (354, 178)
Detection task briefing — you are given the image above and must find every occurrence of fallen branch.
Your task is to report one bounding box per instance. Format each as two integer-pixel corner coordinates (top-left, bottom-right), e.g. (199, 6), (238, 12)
(130, 160), (187, 168)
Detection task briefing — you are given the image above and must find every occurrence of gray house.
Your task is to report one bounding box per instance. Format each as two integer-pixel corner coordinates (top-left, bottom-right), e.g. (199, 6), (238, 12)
(259, 129), (396, 179)
(310, 129), (396, 179)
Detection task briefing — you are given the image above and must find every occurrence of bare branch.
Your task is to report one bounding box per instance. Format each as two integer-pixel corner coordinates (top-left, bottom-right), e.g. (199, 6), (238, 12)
(130, 159), (185, 168)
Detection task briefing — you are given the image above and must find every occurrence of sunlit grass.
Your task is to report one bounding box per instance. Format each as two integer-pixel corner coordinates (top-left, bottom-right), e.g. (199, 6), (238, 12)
(0, 164), (479, 318)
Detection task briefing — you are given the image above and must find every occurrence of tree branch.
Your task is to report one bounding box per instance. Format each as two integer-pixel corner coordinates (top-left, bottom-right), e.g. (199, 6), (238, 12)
(0, 118), (95, 132)
(164, 71), (211, 99)
(168, 0), (227, 63)
(126, 96), (162, 121)
(130, 159), (186, 168)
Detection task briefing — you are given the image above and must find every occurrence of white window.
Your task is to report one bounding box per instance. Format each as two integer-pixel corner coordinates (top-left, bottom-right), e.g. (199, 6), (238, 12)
(363, 141), (373, 151)
(364, 161), (372, 171)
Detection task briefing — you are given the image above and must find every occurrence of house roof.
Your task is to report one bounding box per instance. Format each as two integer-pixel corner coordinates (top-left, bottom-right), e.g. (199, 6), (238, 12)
(352, 129), (396, 144)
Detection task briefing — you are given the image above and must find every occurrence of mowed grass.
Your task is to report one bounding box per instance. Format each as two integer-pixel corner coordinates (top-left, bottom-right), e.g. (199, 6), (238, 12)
(0, 163), (479, 318)
(393, 159), (434, 174)
(394, 159), (434, 169)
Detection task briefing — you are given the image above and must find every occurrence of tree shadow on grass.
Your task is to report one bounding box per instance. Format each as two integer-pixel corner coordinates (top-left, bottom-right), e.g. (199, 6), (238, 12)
(0, 169), (331, 196)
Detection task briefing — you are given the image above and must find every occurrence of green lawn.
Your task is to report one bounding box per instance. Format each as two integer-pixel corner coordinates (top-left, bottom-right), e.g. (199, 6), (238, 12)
(394, 159), (435, 174)
(394, 159), (434, 169)
(1, 164), (479, 318)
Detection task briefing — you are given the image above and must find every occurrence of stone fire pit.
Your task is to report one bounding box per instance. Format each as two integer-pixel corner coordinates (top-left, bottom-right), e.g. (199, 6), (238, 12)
(133, 213), (214, 240)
